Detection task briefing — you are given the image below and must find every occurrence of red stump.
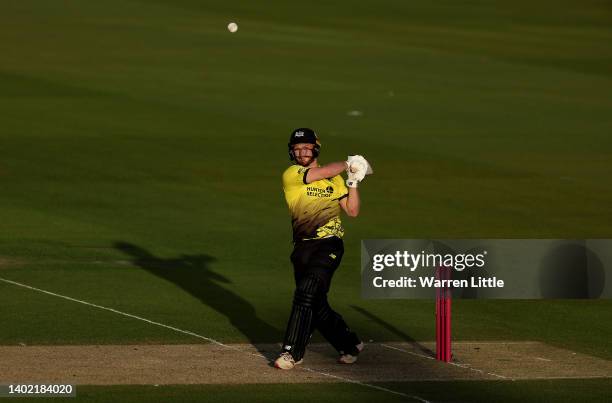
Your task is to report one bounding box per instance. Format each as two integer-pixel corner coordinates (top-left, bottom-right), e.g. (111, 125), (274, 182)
(436, 266), (452, 362)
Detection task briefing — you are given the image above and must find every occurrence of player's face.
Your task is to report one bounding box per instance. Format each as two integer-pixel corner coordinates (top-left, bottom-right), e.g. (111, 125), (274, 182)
(293, 143), (315, 166)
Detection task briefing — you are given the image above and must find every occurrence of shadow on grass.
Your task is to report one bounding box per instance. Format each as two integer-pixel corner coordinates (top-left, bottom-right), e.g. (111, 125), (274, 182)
(114, 241), (280, 359)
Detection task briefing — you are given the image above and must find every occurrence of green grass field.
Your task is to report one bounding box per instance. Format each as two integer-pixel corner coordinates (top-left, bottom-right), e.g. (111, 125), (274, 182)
(1, 0), (611, 401)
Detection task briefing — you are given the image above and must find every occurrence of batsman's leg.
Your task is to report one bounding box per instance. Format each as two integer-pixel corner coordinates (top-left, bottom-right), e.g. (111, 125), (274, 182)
(280, 273), (326, 362)
(315, 295), (362, 357)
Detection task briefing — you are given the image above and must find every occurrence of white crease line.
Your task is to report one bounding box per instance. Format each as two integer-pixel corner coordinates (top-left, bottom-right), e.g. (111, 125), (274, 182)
(380, 343), (510, 380)
(486, 372), (508, 379)
(453, 341), (540, 345)
(380, 343), (435, 360)
(0, 277), (428, 402)
(514, 375), (612, 380)
(433, 357), (509, 380)
(0, 280), (228, 346)
(452, 363), (484, 373)
(535, 357), (552, 362)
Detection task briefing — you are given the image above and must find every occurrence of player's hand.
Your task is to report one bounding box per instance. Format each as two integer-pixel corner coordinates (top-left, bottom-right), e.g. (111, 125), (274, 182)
(346, 170), (360, 188)
(345, 155), (373, 187)
(346, 155), (373, 180)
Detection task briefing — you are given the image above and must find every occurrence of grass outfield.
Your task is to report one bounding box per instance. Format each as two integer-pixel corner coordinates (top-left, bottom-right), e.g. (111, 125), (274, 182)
(1, 0), (611, 401)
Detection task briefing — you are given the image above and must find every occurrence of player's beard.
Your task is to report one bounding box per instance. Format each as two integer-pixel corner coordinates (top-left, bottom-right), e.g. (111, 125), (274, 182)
(296, 155), (314, 167)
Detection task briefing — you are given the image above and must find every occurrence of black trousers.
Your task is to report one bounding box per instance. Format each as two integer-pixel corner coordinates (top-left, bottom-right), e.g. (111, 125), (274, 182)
(281, 237), (360, 361)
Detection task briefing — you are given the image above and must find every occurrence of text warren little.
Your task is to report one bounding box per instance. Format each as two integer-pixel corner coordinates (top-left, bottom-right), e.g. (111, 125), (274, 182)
(373, 276), (504, 288)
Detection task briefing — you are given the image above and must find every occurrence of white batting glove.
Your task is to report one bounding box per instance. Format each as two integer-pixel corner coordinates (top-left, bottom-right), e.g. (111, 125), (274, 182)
(351, 160), (368, 181)
(345, 155), (374, 187)
(347, 155), (373, 175)
(346, 155), (373, 178)
(346, 155), (363, 171)
(346, 170), (360, 188)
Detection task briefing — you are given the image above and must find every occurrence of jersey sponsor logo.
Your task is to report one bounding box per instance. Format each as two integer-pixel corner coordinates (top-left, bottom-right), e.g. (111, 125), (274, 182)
(306, 186), (333, 198)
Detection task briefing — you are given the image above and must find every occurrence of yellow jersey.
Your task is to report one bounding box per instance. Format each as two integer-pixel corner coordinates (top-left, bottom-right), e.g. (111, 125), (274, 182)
(282, 164), (348, 242)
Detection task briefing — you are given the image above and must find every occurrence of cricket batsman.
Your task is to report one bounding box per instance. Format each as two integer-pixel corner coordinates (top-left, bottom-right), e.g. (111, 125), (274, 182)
(274, 128), (372, 370)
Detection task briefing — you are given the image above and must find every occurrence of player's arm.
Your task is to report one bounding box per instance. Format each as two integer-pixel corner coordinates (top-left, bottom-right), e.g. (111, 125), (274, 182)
(304, 161), (348, 184)
(340, 187), (360, 217)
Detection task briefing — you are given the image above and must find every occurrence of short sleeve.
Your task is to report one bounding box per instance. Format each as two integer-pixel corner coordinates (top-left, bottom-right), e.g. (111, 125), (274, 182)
(282, 165), (309, 190)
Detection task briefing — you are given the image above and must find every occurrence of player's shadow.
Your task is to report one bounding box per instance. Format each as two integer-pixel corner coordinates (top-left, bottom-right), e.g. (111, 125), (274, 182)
(114, 241), (280, 358)
(351, 305), (435, 357)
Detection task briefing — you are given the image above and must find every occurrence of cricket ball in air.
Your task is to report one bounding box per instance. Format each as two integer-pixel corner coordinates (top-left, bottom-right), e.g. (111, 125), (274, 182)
(227, 22), (238, 33)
